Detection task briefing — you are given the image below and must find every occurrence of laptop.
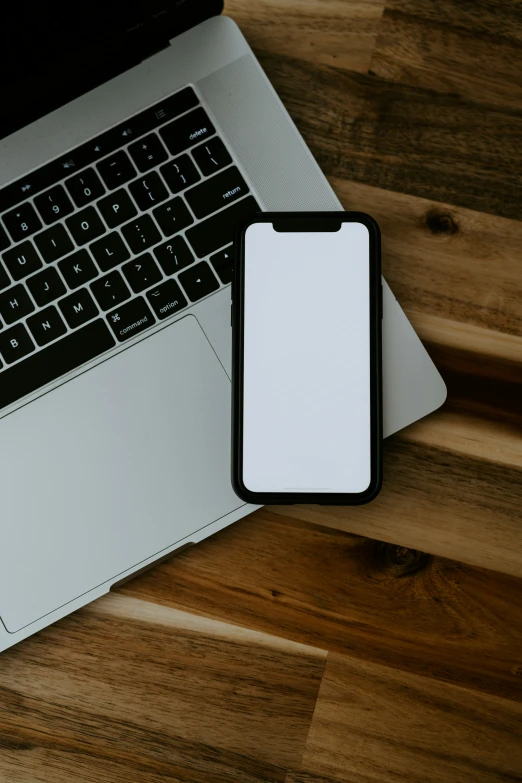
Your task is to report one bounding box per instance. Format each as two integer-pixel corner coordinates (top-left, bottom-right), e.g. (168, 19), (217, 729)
(0, 1), (446, 652)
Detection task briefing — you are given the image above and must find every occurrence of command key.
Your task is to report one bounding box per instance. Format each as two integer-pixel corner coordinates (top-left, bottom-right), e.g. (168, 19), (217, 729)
(107, 296), (156, 342)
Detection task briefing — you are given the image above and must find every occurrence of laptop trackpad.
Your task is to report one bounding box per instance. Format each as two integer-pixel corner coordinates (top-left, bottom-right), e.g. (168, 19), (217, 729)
(0, 315), (242, 632)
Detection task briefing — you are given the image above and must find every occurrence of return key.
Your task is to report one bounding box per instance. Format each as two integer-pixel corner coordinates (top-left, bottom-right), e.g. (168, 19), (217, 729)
(184, 166), (249, 220)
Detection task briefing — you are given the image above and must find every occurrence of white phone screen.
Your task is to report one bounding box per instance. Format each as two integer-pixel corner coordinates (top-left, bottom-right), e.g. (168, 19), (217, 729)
(242, 221), (371, 494)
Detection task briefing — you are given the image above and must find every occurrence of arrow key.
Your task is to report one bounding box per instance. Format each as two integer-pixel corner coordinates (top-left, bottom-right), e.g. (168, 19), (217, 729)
(178, 261), (219, 302)
(210, 245), (234, 284)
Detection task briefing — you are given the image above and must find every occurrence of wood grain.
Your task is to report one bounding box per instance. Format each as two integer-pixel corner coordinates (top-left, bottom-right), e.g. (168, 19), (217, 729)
(296, 653), (522, 783)
(3, 0), (522, 780)
(0, 593), (325, 782)
(254, 51), (522, 220)
(409, 312), (522, 367)
(400, 410), (521, 470)
(371, 0), (522, 111)
(329, 177), (522, 339)
(225, 0), (386, 74)
(119, 510), (522, 701)
(274, 434), (522, 578)
(328, 176), (522, 427)
(286, 773), (338, 783)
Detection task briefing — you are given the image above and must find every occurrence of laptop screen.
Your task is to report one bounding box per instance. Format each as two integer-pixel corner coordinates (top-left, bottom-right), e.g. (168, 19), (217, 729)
(0, 0), (223, 137)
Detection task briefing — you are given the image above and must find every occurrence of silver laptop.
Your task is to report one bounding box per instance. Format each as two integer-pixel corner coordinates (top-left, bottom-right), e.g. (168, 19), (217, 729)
(0, 2), (446, 652)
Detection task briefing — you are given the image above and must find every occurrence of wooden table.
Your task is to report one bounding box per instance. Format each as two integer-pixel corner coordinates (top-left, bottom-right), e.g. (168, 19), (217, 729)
(2, 1), (522, 780)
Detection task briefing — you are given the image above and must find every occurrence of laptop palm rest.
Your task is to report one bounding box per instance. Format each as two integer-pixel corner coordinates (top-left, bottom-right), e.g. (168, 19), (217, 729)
(0, 314), (241, 632)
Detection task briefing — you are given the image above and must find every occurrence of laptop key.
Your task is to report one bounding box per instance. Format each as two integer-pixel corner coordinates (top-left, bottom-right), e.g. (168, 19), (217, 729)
(34, 224), (75, 263)
(0, 261), (10, 291)
(160, 154), (200, 194)
(3, 202), (42, 242)
(97, 150), (136, 190)
(160, 107), (215, 157)
(34, 185), (74, 225)
(122, 253), (162, 294)
(0, 283), (35, 324)
(27, 305), (67, 347)
(97, 188), (138, 229)
(0, 323), (35, 364)
(147, 279), (187, 320)
(143, 87), (199, 130)
(129, 172), (169, 211)
(143, 87), (199, 128)
(121, 215), (162, 254)
(128, 133), (168, 173)
(210, 245), (234, 284)
(0, 319), (116, 411)
(192, 137), (232, 177)
(66, 207), (106, 245)
(178, 262), (219, 302)
(0, 224), (11, 252)
(186, 196), (260, 258)
(27, 267), (67, 307)
(58, 249), (99, 289)
(59, 288), (99, 329)
(91, 270), (131, 311)
(185, 166), (248, 219)
(107, 296), (156, 342)
(153, 236), (194, 276)
(152, 197), (193, 237)
(65, 167), (105, 208)
(90, 232), (130, 272)
(2, 240), (42, 280)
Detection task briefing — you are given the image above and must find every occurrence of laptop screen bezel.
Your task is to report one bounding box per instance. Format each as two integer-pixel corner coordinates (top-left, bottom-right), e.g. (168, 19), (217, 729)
(0, 0), (224, 139)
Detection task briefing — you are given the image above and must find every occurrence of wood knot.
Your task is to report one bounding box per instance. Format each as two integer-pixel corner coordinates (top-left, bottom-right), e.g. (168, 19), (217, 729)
(271, 589), (281, 598)
(372, 542), (431, 578)
(425, 208), (459, 235)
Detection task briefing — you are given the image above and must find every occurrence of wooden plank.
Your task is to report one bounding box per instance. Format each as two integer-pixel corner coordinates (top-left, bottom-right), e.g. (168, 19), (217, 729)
(253, 51), (522, 220)
(0, 594), (325, 783)
(225, 0), (385, 74)
(409, 312), (522, 369)
(371, 0), (522, 111)
(329, 177), (522, 339)
(274, 431), (522, 577)
(296, 653), (522, 782)
(119, 510), (522, 701)
(400, 410), (522, 470)
(330, 176), (522, 423)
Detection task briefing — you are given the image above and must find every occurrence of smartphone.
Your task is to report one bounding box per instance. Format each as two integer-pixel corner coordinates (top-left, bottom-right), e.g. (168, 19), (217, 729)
(231, 212), (382, 506)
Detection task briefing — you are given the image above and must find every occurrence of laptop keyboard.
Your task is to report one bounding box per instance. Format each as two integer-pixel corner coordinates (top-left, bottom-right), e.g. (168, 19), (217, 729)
(0, 86), (260, 412)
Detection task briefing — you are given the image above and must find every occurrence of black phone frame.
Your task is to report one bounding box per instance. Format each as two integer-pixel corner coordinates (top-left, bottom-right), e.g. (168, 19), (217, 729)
(232, 211), (383, 506)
